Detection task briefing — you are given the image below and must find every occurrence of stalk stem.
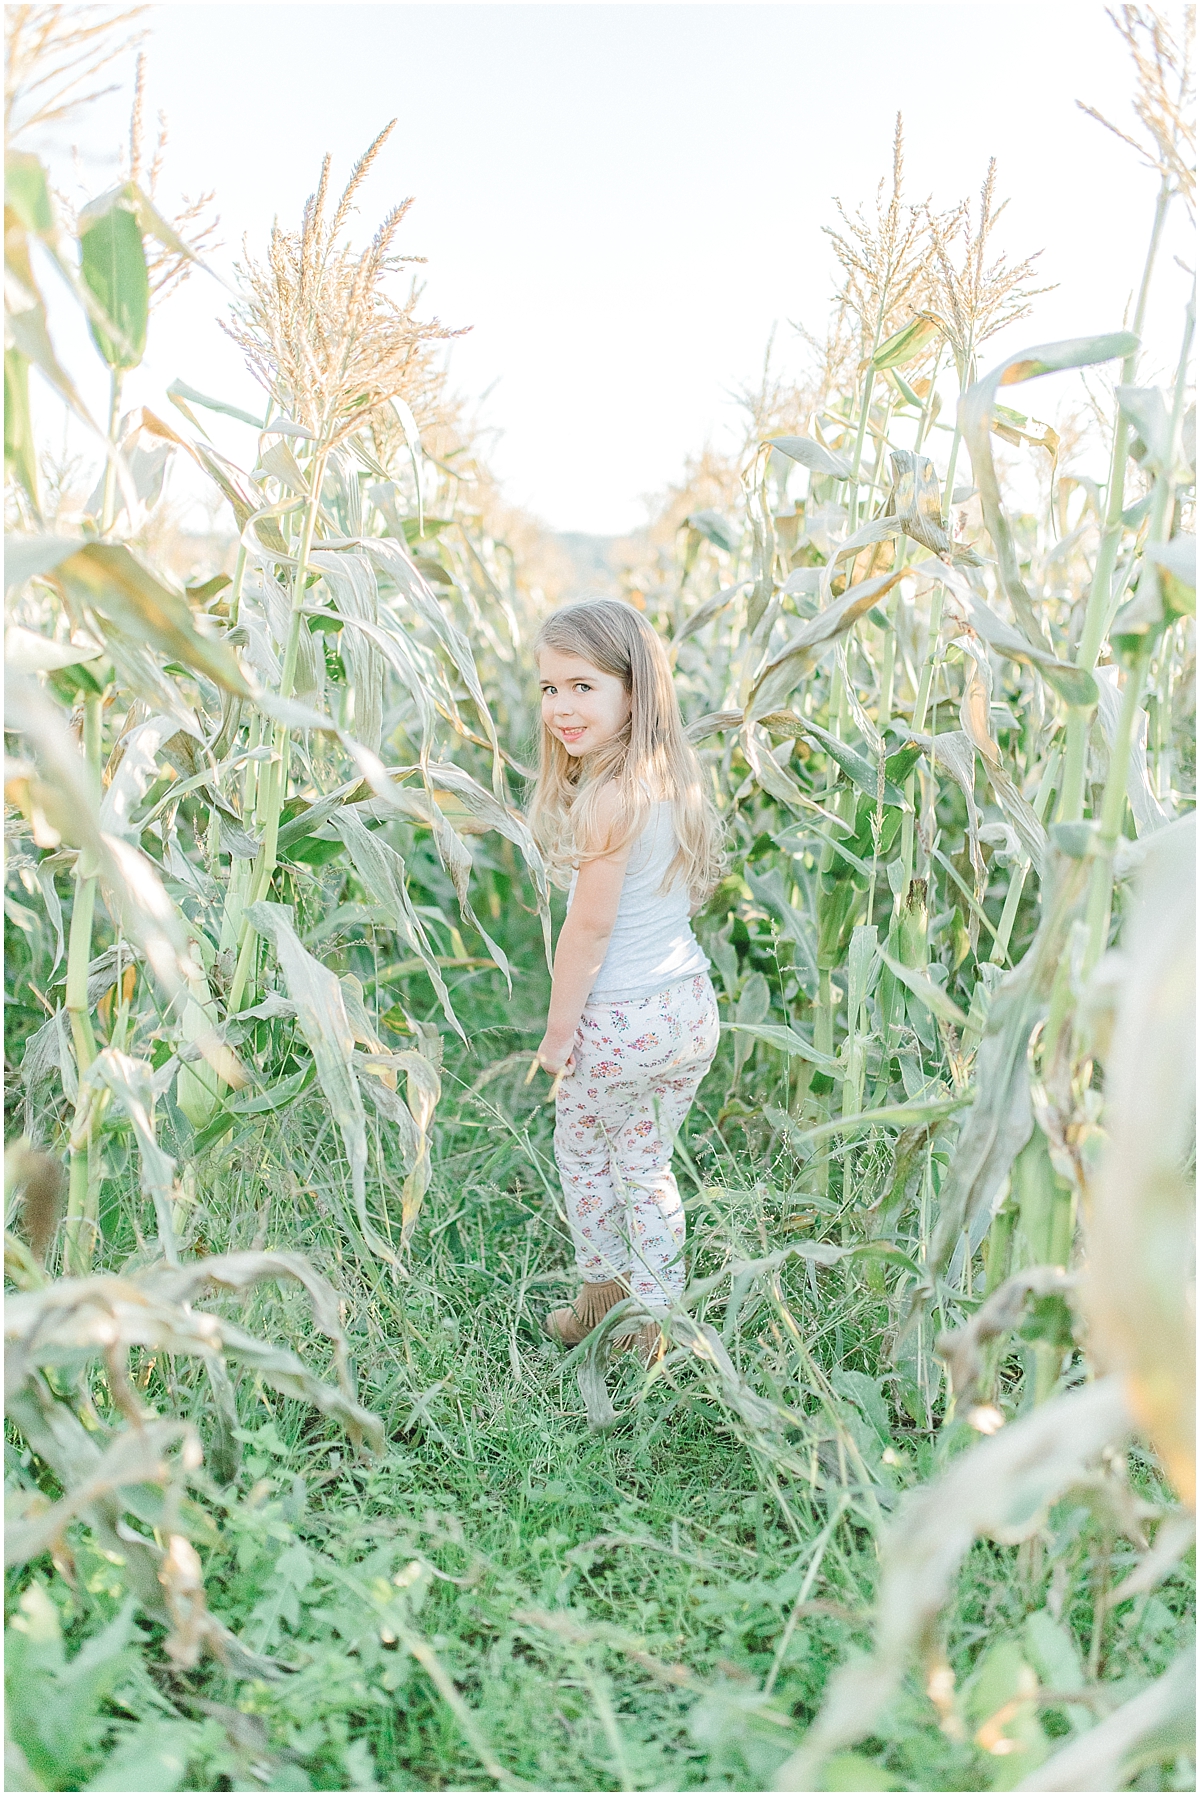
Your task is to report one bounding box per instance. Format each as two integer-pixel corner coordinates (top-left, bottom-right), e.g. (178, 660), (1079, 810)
(64, 872), (97, 1071)
(227, 452), (328, 1018)
(1060, 180), (1173, 822)
(99, 370), (123, 536)
(1082, 279), (1194, 965)
(1083, 650), (1149, 966)
(63, 688), (106, 1271)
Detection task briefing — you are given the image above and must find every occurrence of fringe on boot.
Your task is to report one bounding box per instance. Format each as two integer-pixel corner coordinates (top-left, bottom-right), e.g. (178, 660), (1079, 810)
(544, 1279), (628, 1346)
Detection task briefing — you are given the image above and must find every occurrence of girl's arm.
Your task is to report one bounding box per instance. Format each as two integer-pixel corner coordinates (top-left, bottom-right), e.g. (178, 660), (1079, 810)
(537, 820), (631, 1074)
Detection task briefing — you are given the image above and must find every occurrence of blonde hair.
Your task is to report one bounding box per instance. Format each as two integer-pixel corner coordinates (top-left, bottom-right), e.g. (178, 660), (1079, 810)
(529, 599), (724, 905)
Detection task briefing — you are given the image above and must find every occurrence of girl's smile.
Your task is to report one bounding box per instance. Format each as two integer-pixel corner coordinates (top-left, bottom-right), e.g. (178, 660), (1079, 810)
(539, 647), (632, 757)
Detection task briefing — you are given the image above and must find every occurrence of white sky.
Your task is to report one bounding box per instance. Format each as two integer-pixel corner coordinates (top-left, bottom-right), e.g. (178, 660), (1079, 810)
(32, 1), (1194, 535)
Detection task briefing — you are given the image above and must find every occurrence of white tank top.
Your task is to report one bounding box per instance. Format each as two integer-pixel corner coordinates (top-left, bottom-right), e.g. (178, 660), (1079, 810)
(568, 801), (710, 1004)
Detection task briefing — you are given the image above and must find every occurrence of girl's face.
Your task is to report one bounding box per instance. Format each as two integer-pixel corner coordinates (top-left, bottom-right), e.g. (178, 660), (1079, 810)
(539, 647), (631, 757)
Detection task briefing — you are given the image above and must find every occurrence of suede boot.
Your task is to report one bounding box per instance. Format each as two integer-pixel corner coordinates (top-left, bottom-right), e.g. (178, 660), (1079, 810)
(544, 1279), (628, 1346)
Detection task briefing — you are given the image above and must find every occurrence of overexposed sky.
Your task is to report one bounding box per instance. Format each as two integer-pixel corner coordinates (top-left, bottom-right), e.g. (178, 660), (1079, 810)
(31, 1), (1194, 534)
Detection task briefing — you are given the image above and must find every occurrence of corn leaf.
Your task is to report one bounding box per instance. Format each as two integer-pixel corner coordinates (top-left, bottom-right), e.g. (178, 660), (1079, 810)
(767, 437), (852, 479)
(1018, 1646), (1196, 1792)
(83, 1049), (179, 1261)
(77, 186), (150, 371)
(245, 900), (399, 1269)
(673, 580), (749, 648)
(1086, 814), (1195, 1504)
(725, 1021), (838, 1075)
(48, 542), (252, 697)
(747, 569), (906, 720)
(4, 1419), (195, 1568)
(925, 844), (1091, 1282)
(686, 508), (741, 552)
(878, 949), (969, 1027)
(871, 313), (941, 371)
(960, 333), (1138, 652)
(332, 809), (463, 1038)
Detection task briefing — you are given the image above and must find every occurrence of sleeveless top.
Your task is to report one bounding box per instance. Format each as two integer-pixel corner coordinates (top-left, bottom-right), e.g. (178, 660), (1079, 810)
(568, 800), (710, 1004)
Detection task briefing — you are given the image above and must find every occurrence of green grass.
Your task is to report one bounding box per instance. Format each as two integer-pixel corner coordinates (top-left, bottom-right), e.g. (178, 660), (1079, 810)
(8, 909), (1193, 1791)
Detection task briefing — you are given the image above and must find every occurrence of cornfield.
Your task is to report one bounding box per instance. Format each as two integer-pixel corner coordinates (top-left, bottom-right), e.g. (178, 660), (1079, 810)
(4, 5), (1195, 1792)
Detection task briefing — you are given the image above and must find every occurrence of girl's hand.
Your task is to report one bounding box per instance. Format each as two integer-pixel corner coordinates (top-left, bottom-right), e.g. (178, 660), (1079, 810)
(535, 1033), (575, 1076)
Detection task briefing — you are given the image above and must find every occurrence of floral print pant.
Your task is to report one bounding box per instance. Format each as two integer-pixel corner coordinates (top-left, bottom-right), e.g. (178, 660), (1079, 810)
(554, 974), (719, 1306)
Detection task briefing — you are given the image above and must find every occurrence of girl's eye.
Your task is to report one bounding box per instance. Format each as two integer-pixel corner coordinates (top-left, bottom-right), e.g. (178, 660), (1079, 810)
(576, 683), (591, 692)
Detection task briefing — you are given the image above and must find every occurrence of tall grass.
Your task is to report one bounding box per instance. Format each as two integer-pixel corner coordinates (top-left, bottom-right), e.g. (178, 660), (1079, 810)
(5, 6), (1195, 1790)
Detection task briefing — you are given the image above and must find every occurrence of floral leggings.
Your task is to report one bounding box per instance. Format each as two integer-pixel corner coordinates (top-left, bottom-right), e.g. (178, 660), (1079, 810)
(554, 974), (720, 1307)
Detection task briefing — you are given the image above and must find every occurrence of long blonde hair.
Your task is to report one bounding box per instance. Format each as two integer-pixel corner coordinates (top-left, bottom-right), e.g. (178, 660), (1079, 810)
(529, 599), (724, 905)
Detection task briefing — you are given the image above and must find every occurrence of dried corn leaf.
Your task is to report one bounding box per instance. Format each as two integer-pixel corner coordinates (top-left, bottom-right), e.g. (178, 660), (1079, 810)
(937, 1266), (1077, 1407)
(4, 1418), (196, 1568)
(817, 519), (903, 605)
(99, 713), (202, 839)
(46, 541), (251, 696)
(396, 1047), (440, 1249)
(929, 559), (1099, 709)
(888, 450), (950, 555)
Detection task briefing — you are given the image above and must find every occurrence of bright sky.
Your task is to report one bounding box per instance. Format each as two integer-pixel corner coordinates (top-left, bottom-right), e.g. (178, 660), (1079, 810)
(36, 1), (1193, 535)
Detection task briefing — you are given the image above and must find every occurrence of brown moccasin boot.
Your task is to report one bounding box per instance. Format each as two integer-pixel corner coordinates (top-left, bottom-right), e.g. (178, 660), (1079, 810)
(544, 1279), (628, 1346)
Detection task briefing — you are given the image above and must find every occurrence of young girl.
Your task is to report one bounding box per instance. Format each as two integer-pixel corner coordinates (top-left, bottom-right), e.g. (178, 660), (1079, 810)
(529, 599), (724, 1361)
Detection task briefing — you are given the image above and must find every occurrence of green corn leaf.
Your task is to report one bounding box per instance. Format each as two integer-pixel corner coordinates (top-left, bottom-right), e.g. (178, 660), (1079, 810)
(332, 809), (465, 1040)
(78, 186), (150, 371)
(46, 541), (252, 697)
(673, 580), (748, 647)
(226, 1066), (314, 1116)
(245, 900), (399, 1269)
(925, 844), (1091, 1281)
(871, 313), (941, 372)
(772, 1378), (1131, 1791)
(167, 378), (264, 432)
(758, 710), (907, 807)
(747, 568), (906, 720)
(960, 333), (1138, 652)
(4, 349), (39, 515)
(781, 1094), (969, 1149)
(767, 436), (852, 479)
(724, 1021), (839, 1075)
(5, 150), (56, 237)
(686, 508), (741, 552)
(4, 221), (100, 434)
(877, 949), (969, 1027)
(82, 1049), (179, 1261)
